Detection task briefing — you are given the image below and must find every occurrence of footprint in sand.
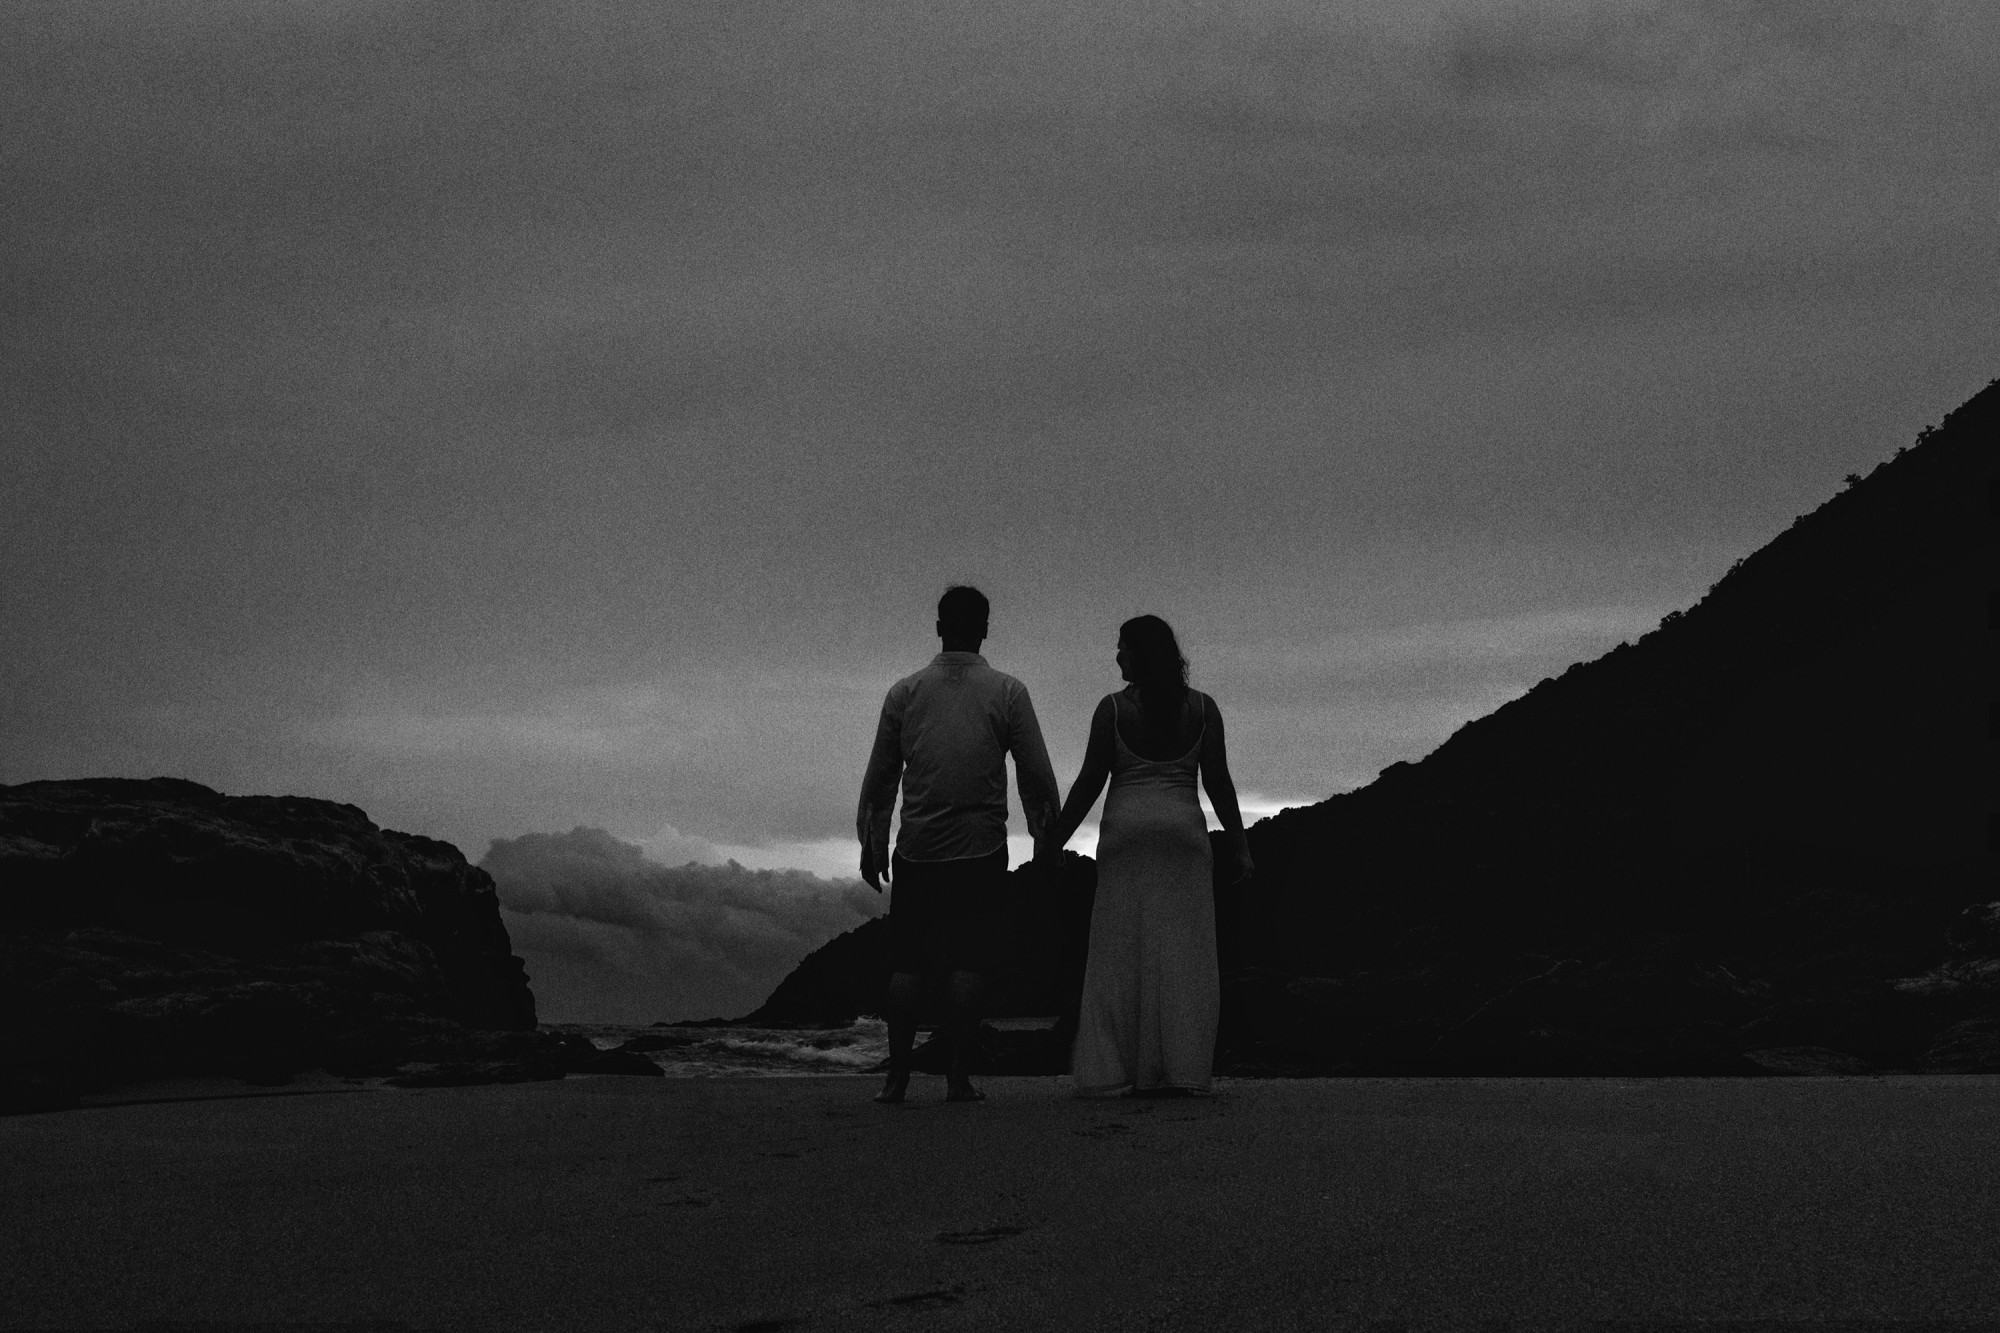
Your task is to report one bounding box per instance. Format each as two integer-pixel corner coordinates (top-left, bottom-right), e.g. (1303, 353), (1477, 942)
(934, 1225), (1025, 1245)
(872, 1287), (965, 1310)
(1070, 1121), (1133, 1139)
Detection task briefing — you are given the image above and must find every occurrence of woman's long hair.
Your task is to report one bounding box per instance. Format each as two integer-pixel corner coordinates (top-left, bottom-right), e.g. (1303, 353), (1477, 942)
(1119, 614), (1189, 728)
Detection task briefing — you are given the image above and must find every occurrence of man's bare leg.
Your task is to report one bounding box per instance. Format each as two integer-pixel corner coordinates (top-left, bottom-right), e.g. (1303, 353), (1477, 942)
(876, 971), (920, 1103)
(944, 968), (985, 1102)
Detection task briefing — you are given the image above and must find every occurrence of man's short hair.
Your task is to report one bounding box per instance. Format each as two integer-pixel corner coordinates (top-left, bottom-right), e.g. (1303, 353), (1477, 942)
(937, 585), (989, 634)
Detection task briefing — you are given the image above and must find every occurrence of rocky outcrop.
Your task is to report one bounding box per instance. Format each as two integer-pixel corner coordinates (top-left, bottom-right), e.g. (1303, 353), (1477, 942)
(0, 779), (594, 1111)
(743, 850), (1098, 1030)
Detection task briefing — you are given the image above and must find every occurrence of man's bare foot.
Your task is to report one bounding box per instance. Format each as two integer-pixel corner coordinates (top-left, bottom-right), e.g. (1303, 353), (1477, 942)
(944, 1080), (985, 1103)
(874, 1074), (909, 1104)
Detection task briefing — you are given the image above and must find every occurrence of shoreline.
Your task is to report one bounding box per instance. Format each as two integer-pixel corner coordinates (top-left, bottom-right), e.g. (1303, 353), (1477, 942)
(7, 1074), (1999, 1330)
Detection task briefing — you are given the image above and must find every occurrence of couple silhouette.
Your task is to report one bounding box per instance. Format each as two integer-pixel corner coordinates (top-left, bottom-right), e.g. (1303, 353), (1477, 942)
(857, 586), (1254, 1103)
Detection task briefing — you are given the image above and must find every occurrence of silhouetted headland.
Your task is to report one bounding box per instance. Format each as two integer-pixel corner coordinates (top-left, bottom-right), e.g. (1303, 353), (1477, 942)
(0, 779), (653, 1113)
(754, 377), (2000, 1077)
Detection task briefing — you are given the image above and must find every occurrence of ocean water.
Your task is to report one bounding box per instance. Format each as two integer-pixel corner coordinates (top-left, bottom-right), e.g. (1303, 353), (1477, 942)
(543, 1019), (891, 1077)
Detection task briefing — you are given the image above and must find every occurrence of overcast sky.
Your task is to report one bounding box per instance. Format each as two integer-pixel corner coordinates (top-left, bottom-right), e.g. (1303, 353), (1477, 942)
(5, 1), (1995, 903)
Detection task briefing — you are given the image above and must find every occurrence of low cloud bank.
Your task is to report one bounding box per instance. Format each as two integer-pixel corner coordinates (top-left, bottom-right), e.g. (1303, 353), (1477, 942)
(481, 827), (883, 1024)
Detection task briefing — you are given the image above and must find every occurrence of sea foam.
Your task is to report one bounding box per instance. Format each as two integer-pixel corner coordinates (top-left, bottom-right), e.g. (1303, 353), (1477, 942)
(547, 1019), (890, 1077)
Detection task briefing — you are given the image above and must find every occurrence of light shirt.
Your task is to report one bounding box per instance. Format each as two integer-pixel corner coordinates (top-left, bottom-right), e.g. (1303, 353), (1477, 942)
(857, 652), (1060, 863)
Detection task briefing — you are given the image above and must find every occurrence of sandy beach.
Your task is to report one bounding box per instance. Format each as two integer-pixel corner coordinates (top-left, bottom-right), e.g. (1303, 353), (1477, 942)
(6, 1074), (1999, 1332)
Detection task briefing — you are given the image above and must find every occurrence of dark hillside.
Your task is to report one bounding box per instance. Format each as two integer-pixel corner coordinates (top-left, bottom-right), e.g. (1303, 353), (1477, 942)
(1223, 377), (1997, 1074)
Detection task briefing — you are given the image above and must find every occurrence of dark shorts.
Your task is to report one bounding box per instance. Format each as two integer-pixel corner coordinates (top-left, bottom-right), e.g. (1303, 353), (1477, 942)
(888, 848), (1012, 978)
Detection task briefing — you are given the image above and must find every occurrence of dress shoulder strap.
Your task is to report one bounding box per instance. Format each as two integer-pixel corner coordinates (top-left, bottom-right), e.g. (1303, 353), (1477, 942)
(1111, 688), (1207, 764)
(1107, 690), (1134, 756)
(1180, 690), (1208, 763)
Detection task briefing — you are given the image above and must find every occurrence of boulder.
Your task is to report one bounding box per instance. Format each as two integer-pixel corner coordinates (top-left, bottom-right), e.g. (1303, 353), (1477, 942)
(616, 1033), (699, 1053)
(1918, 1014), (2000, 1075)
(1894, 902), (2000, 1007)
(575, 1048), (668, 1077)
(1741, 1046), (1874, 1076)
(1945, 901), (2000, 956)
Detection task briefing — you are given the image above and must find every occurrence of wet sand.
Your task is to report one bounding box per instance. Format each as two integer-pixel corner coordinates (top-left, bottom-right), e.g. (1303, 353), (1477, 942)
(5, 1074), (1999, 1331)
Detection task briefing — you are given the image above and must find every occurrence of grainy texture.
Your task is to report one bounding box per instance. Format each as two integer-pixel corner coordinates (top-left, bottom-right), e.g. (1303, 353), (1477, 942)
(4, 1075), (1999, 1330)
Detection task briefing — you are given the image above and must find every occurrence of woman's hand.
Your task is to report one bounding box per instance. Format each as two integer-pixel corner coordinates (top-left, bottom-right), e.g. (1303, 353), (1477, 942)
(1228, 841), (1254, 887)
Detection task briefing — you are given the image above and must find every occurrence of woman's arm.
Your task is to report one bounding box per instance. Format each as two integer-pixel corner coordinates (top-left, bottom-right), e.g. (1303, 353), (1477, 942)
(1198, 694), (1255, 882)
(1048, 696), (1117, 852)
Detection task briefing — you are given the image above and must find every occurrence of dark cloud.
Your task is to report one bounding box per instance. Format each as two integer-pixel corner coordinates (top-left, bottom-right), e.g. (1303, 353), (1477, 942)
(482, 826), (882, 1022)
(2, 1), (1992, 867)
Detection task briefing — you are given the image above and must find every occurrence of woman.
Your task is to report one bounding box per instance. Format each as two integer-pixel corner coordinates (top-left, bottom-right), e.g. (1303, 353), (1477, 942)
(1044, 615), (1253, 1096)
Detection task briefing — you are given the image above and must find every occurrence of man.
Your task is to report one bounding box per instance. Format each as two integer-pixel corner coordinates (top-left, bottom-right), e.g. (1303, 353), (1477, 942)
(858, 585), (1060, 1103)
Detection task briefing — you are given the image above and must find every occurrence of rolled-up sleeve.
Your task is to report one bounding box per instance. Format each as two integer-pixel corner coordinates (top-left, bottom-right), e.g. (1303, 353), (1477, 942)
(1006, 682), (1061, 840)
(857, 686), (904, 848)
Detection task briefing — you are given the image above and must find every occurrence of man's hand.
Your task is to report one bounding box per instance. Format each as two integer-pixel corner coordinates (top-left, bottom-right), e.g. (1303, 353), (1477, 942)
(1030, 802), (1062, 880)
(860, 839), (891, 893)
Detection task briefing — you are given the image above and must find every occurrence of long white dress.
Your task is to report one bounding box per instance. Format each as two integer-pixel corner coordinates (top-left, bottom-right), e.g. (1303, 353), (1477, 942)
(1071, 692), (1219, 1095)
